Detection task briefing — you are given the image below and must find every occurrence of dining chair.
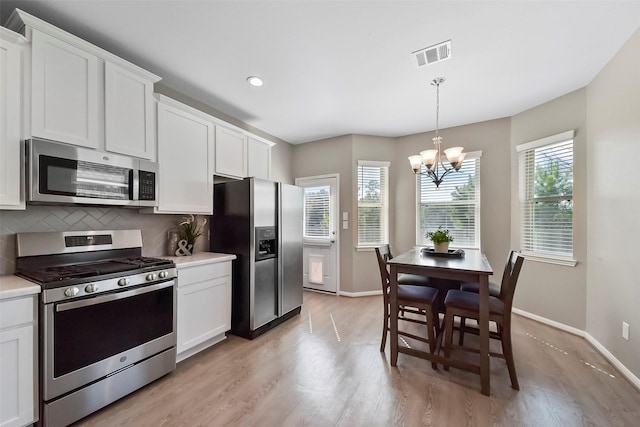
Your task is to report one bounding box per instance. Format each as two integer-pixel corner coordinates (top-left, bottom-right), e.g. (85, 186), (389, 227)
(442, 251), (525, 389)
(457, 250), (517, 298)
(375, 245), (441, 368)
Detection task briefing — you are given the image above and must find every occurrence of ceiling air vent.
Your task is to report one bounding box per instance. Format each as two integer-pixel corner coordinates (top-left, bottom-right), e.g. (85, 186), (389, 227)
(413, 40), (452, 67)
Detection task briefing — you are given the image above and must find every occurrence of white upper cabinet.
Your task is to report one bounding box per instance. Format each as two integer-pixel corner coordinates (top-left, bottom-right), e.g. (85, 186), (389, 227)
(0, 28), (26, 210)
(154, 95), (214, 214)
(9, 9), (161, 159)
(214, 126), (247, 179)
(247, 137), (271, 180)
(104, 61), (156, 159)
(31, 29), (100, 149)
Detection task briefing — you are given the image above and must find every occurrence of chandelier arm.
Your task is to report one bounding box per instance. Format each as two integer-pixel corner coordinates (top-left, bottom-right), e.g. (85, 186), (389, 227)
(409, 76), (465, 189)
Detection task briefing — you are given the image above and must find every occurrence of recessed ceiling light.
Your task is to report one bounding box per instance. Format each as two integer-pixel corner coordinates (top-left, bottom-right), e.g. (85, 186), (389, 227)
(246, 76), (263, 87)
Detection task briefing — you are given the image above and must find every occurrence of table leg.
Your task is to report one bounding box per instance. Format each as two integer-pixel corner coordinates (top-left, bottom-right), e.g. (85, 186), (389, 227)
(390, 265), (398, 366)
(479, 275), (490, 395)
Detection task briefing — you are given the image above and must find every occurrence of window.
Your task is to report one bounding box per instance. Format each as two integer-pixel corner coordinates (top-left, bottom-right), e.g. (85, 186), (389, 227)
(416, 152), (481, 248)
(517, 130), (574, 261)
(357, 161), (389, 247)
(303, 185), (330, 238)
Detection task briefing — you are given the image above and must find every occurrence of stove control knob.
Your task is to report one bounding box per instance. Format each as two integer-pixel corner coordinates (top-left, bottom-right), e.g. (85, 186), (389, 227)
(64, 287), (79, 297)
(84, 284), (99, 293)
(159, 271), (168, 279)
(146, 273), (157, 281)
(118, 278), (130, 287)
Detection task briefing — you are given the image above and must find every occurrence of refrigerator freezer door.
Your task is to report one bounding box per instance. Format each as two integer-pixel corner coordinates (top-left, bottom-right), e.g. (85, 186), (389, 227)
(253, 257), (278, 328)
(279, 183), (304, 315)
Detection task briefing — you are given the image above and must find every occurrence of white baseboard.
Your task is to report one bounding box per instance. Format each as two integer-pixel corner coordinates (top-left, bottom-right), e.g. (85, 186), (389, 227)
(584, 333), (640, 391)
(338, 290), (383, 298)
(512, 308), (585, 336)
(513, 307), (640, 391)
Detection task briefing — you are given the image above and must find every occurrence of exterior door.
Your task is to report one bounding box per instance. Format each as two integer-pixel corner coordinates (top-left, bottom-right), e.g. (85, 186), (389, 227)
(295, 175), (339, 293)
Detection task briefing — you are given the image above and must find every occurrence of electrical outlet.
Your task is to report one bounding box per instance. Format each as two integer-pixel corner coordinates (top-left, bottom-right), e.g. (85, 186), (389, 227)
(622, 322), (630, 341)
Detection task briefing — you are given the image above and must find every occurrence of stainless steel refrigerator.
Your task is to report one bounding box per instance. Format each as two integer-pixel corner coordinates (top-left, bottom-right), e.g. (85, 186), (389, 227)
(210, 177), (303, 339)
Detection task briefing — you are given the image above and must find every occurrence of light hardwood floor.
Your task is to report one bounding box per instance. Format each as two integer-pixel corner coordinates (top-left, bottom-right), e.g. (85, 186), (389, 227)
(76, 291), (640, 426)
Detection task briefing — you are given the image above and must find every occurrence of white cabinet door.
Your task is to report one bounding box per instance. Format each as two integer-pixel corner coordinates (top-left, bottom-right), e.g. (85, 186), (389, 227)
(0, 325), (34, 427)
(214, 126), (247, 178)
(104, 61), (155, 160)
(176, 262), (232, 362)
(0, 29), (25, 209)
(0, 295), (36, 427)
(31, 29), (99, 148)
(247, 137), (271, 180)
(156, 99), (214, 214)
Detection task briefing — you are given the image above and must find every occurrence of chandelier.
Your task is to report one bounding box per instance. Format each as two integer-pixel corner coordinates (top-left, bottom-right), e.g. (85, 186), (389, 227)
(408, 77), (465, 188)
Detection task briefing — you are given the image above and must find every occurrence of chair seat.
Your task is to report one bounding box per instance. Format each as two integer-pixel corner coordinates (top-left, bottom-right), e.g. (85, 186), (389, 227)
(398, 284), (439, 305)
(398, 273), (430, 286)
(459, 281), (501, 298)
(444, 289), (504, 315)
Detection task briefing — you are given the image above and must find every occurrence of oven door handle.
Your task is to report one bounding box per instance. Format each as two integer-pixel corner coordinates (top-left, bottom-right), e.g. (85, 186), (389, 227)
(56, 280), (175, 312)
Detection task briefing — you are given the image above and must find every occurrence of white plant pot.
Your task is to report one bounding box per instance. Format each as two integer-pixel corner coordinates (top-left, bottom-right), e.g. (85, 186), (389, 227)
(434, 242), (450, 253)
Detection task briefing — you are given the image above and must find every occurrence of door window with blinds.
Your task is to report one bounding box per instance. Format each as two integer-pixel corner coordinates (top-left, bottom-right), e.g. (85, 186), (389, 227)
(517, 130), (574, 261)
(416, 152), (481, 248)
(303, 185), (331, 239)
(357, 161), (389, 247)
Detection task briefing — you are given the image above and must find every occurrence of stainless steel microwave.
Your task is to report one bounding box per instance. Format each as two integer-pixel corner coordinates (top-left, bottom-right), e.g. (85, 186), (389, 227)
(27, 138), (158, 207)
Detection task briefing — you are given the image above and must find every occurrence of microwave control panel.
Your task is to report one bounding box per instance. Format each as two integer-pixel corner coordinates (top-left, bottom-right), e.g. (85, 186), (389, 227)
(139, 171), (156, 200)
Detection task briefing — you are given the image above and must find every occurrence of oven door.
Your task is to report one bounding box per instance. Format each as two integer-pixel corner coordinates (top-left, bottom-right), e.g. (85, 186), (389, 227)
(42, 280), (176, 401)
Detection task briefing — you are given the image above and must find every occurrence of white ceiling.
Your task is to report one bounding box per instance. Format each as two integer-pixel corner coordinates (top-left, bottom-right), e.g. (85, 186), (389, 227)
(2, 1), (640, 144)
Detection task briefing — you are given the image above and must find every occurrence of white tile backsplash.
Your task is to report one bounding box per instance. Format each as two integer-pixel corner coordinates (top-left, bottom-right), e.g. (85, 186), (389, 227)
(0, 206), (210, 275)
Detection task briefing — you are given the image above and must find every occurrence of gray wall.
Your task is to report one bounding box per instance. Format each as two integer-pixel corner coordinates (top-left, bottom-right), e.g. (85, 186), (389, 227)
(291, 121), (512, 295)
(291, 135), (355, 293)
(351, 135), (397, 293)
(394, 119), (512, 280)
(586, 27), (640, 375)
(510, 88), (588, 330)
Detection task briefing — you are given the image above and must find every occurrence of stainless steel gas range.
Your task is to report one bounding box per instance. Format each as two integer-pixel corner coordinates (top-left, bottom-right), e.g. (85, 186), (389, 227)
(15, 230), (177, 427)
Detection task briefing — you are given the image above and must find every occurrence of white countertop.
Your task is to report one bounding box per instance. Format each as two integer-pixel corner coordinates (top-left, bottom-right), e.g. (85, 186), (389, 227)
(0, 275), (41, 300)
(162, 252), (237, 268)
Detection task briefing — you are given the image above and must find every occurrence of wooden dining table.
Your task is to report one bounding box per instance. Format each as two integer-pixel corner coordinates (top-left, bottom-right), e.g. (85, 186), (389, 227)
(387, 248), (494, 395)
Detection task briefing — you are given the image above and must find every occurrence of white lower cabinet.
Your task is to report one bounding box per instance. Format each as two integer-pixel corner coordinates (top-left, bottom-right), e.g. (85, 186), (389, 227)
(0, 295), (37, 427)
(176, 259), (232, 362)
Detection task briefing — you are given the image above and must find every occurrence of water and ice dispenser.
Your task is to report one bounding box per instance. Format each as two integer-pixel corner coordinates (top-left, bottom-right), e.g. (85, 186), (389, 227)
(255, 227), (277, 260)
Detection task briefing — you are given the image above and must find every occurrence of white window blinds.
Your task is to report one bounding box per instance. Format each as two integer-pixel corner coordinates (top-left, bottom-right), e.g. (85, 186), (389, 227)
(518, 131), (574, 259)
(357, 161), (389, 247)
(303, 185), (330, 238)
(416, 153), (481, 248)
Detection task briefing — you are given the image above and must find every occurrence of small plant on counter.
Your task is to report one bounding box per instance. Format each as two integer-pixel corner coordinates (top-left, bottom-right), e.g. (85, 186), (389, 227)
(177, 214), (207, 255)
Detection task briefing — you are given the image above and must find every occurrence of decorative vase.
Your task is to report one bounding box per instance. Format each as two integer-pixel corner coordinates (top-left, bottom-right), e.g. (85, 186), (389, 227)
(166, 230), (179, 256)
(434, 242), (450, 253)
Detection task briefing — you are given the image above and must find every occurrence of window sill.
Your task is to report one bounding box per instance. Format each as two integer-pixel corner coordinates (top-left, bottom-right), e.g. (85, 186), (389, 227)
(356, 246), (377, 251)
(521, 252), (577, 267)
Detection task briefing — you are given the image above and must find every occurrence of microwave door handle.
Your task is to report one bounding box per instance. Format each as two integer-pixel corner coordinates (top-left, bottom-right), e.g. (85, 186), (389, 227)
(131, 169), (139, 201)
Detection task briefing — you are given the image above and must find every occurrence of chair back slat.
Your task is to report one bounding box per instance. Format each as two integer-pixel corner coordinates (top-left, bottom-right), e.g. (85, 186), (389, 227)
(375, 245), (391, 292)
(499, 251), (525, 312)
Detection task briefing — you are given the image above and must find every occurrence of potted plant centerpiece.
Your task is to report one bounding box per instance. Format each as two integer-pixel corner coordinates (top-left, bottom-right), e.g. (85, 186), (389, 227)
(426, 227), (454, 253)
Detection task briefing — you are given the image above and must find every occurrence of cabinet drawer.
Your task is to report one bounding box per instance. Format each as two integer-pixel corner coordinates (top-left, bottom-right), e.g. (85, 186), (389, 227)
(177, 262), (231, 287)
(0, 296), (35, 329)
